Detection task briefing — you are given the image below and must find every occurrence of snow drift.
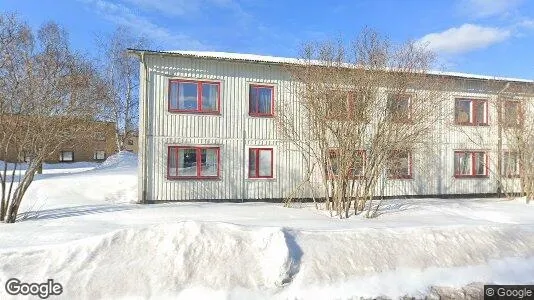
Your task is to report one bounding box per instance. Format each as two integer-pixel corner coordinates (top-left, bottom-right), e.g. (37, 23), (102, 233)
(1, 220), (533, 299)
(0, 221), (298, 299)
(19, 152), (138, 213)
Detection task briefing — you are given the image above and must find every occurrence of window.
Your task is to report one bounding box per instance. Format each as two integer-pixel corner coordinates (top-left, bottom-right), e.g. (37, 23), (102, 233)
(327, 149), (365, 178)
(94, 132), (105, 141)
(59, 151), (74, 162)
(94, 150), (106, 160)
(454, 151), (488, 177)
(502, 100), (522, 127)
(387, 94), (411, 122)
(249, 85), (274, 116)
(248, 148), (273, 178)
(169, 79), (220, 113)
(502, 151), (520, 177)
(326, 91), (351, 120)
(387, 151), (413, 179)
(168, 146), (220, 179)
(455, 98), (488, 125)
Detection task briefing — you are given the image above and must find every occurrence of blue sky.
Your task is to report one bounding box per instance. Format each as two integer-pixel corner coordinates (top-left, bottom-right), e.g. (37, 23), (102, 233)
(1, 0), (533, 79)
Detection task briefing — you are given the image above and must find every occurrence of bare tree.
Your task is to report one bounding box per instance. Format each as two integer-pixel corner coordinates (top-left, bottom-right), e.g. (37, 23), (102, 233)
(96, 27), (149, 151)
(0, 14), (107, 223)
(276, 29), (448, 218)
(496, 83), (534, 202)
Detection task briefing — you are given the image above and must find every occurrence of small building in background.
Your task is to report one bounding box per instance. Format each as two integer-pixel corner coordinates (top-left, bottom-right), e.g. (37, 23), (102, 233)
(1, 119), (117, 163)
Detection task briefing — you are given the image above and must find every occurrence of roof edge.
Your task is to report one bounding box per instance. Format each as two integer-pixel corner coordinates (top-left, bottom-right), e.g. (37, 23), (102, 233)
(127, 48), (533, 84)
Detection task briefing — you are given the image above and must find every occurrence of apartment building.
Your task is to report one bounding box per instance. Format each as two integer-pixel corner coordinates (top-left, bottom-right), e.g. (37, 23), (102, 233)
(130, 49), (533, 202)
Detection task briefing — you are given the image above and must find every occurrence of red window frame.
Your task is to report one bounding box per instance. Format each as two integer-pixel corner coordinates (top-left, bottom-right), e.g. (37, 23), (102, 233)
(167, 146), (221, 179)
(249, 84), (274, 117)
(388, 94), (412, 123)
(502, 151), (520, 178)
(168, 79), (221, 114)
(455, 98), (488, 126)
(502, 100), (523, 128)
(248, 148), (274, 178)
(453, 151), (489, 178)
(327, 149), (366, 179)
(325, 91), (353, 121)
(387, 150), (413, 179)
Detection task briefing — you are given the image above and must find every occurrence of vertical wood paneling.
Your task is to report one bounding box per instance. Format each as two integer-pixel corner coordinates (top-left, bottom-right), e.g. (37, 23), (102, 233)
(140, 54), (528, 201)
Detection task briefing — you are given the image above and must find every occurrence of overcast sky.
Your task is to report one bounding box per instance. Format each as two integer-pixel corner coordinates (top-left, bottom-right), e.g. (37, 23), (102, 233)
(2, 0), (533, 79)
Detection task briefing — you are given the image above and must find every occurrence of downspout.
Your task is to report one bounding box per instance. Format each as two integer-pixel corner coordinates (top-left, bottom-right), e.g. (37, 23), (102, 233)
(140, 52), (149, 204)
(496, 82), (510, 196)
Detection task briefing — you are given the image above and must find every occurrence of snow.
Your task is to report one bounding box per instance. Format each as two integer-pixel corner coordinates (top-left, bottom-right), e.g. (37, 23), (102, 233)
(165, 50), (533, 83)
(1, 152), (534, 299)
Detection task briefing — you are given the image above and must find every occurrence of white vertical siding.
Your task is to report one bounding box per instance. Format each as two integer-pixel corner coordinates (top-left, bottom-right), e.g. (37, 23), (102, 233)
(139, 54), (528, 201)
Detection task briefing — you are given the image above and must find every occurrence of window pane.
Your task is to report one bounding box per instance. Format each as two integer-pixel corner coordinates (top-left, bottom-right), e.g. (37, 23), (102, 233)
(250, 86), (272, 115)
(202, 84), (219, 112)
(456, 100), (471, 123)
(504, 102), (519, 126)
(200, 148), (218, 176)
(474, 152), (486, 175)
(503, 152), (518, 176)
(178, 82), (198, 110)
(351, 152), (365, 176)
(258, 149), (272, 177)
(178, 148), (197, 176)
(475, 101), (486, 124)
(94, 151), (105, 160)
(388, 95), (410, 120)
(61, 151), (73, 161)
(258, 88), (272, 114)
(329, 151), (339, 175)
(168, 149), (178, 177)
(169, 82), (179, 110)
(249, 149), (257, 177)
(455, 152), (472, 175)
(388, 151), (410, 177)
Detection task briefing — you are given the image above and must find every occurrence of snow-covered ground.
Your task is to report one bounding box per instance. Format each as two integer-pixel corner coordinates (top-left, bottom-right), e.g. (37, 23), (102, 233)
(0, 152), (533, 299)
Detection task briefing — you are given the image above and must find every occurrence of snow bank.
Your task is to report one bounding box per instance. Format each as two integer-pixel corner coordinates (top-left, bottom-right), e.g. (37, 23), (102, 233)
(19, 152), (138, 212)
(0, 220), (533, 299)
(0, 221), (297, 299)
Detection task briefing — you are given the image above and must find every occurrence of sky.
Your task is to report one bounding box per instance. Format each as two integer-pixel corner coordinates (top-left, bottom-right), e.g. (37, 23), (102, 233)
(1, 0), (533, 79)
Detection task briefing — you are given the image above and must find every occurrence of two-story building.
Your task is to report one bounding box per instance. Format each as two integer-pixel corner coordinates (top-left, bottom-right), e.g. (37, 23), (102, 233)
(129, 49), (533, 202)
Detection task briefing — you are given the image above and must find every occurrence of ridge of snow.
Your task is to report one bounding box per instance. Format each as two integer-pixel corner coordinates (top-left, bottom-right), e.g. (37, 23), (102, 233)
(165, 50), (533, 83)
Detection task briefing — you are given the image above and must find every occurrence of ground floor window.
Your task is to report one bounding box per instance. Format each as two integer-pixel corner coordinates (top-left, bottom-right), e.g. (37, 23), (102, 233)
(249, 148), (273, 178)
(94, 150), (106, 161)
(502, 151), (520, 177)
(327, 149), (366, 178)
(387, 151), (413, 179)
(168, 146), (220, 179)
(454, 151), (488, 177)
(59, 151), (74, 162)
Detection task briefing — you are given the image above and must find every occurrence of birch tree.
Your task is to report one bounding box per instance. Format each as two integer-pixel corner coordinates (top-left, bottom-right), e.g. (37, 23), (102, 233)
(0, 14), (107, 223)
(96, 27), (149, 151)
(277, 29), (448, 218)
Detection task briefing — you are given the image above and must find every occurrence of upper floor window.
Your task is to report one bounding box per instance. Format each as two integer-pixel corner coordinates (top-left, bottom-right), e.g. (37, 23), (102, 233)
(387, 150), (413, 179)
(167, 146), (220, 179)
(502, 100), (522, 127)
(328, 149), (365, 178)
(454, 151), (488, 177)
(249, 85), (274, 116)
(455, 98), (488, 125)
(169, 79), (220, 114)
(248, 148), (273, 178)
(502, 151), (520, 177)
(387, 94), (411, 122)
